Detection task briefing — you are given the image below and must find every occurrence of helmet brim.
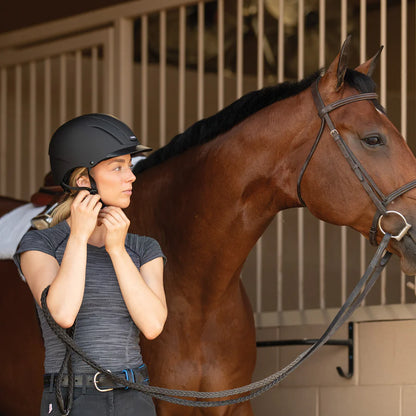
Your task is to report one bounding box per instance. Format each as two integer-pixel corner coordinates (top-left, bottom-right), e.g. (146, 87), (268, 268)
(104, 144), (152, 160)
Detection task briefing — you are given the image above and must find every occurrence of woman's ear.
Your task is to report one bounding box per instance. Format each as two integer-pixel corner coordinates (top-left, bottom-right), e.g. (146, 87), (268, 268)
(76, 175), (91, 188)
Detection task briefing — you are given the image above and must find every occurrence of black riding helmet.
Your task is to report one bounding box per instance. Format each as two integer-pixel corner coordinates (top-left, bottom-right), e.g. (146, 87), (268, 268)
(49, 113), (151, 193)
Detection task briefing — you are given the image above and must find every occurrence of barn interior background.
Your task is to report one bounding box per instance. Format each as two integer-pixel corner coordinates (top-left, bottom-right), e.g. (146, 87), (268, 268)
(1, 0), (416, 414)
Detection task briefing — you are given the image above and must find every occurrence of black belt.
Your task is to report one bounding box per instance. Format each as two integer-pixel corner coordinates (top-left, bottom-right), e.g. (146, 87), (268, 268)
(44, 365), (149, 392)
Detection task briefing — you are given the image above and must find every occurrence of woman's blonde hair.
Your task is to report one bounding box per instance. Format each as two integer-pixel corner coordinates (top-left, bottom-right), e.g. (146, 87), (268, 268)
(49, 167), (89, 227)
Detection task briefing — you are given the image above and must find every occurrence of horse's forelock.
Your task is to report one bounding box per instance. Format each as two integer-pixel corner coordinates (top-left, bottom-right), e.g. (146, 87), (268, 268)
(344, 69), (385, 113)
(345, 69), (376, 93)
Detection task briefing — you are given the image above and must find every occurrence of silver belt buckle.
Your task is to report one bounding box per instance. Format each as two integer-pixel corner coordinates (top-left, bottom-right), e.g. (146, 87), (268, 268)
(93, 371), (113, 392)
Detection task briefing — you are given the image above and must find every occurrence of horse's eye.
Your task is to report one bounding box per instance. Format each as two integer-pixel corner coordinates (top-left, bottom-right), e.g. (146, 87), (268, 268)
(362, 135), (383, 147)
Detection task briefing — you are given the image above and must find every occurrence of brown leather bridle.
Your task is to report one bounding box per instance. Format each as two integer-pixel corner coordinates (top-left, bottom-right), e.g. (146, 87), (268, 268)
(298, 77), (416, 246)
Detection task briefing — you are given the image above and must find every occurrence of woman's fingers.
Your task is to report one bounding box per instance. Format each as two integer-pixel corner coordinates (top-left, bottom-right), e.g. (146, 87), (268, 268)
(99, 207), (129, 224)
(73, 191), (101, 211)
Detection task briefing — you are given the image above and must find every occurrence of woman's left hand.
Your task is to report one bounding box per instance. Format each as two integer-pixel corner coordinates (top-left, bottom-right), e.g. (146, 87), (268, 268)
(98, 206), (130, 254)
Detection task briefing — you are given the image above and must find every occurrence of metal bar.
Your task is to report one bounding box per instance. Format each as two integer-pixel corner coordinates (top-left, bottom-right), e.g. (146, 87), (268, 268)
(276, 0), (284, 312)
(0, 68), (6, 195)
(341, 1), (348, 301)
(340, 0), (348, 303)
(236, 0), (243, 98)
(401, 0), (407, 139)
(104, 28), (114, 114)
(341, 0), (347, 43)
(400, 0), (407, 303)
(59, 54), (67, 124)
(341, 227), (347, 304)
(255, 0), (265, 314)
(256, 237), (262, 314)
(359, 0), (367, 305)
(75, 49), (82, 116)
(217, 0), (224, 110)
(319, 0), (326, 309)
(15, 64), (22, 199)
(380, 0), (387, 108)
(257, 0), (264, 89)
(298, 0), (304, 80)
(160, 10), (167, 146)
(298, 0), (305, 311)
(197, 2), (204, 118)
(91, 47), (98, 113)
(277, 0), (284, 83)
(179, 5), (186, 132)
(104, 27), (115, 115)
(319, 0), (325, 68)
(141, 16), (148, 143)
(114, 17), (134, 124)
(381, 267), (386, 305)
(360, 235), (366, 306)
(277, 212), (283, 312)
(44, 58), (51, 173)
(360, 0), (366, 62)
(319, 221), (325, 309)
(29, 61), (37, 195)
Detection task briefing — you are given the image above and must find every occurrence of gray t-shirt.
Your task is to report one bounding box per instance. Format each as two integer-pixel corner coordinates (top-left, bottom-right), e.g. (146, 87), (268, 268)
(14, 220), (165, 374)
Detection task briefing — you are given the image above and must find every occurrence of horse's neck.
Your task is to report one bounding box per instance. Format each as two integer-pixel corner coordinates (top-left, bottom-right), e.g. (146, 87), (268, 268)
(131, 89), (315, 292)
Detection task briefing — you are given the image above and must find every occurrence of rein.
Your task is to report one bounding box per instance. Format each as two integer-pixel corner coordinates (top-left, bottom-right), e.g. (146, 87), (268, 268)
(40, 79), (414, 409)
(40, 233), (392, 408)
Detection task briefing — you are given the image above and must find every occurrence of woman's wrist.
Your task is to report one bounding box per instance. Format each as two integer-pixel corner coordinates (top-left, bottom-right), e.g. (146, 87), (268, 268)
(106, 245), (127, 258)
(68, 231), (89, 246)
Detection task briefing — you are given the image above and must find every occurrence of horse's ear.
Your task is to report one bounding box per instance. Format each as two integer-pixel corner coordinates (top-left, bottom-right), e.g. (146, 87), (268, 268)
(354, 46), (383, 77)
(324, 35), (352, 91)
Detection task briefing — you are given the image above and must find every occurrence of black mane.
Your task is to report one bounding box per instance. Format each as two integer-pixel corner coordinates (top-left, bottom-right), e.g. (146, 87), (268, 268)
(134, 69), (376, 174)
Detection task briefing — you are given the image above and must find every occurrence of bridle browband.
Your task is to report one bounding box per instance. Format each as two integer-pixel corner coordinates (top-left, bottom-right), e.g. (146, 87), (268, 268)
(297, 77), (416, 246)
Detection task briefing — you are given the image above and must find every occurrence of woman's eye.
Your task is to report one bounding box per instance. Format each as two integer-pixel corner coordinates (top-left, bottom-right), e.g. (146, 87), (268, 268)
(362, 136), (383, 146)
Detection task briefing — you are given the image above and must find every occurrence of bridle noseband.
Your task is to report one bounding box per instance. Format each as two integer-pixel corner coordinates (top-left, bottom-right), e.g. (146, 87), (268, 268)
(298, 77), (416, 246)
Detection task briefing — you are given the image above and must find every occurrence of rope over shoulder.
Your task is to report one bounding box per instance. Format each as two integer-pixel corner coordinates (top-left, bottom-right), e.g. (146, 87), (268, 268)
(40, 233), (392, 408)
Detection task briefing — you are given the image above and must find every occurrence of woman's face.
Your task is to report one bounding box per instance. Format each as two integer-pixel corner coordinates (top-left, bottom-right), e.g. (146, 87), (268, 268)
(78, 154), (136, 208)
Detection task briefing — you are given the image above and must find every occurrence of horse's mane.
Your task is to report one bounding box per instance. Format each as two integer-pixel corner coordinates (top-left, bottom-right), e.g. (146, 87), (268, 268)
(134, 69), (377, 174)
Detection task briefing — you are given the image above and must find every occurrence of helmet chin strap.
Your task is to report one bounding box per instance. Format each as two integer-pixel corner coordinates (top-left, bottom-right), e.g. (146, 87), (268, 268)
(60, 171), (107, 207)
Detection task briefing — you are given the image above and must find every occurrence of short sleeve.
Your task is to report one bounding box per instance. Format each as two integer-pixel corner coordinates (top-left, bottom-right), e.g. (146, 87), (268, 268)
(140, 237), (166, 266)
(13, 229), (56, 281)
(126, 234), (166, 267)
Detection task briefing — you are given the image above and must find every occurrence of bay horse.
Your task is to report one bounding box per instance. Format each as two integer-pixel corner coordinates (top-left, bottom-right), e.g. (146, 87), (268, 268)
(2, 38), (416, 415)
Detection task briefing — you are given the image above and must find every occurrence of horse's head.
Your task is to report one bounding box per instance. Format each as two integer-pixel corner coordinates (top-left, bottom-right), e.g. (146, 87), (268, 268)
(298, 36), (416, 275)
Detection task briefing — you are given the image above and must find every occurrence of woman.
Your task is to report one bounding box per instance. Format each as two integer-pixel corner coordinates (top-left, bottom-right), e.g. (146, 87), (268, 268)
(14, 114), (167, 416)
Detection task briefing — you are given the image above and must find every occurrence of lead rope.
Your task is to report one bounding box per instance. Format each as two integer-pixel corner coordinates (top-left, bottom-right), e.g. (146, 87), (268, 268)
(40, 233), (392, 408)
(54, 324), (76, 415)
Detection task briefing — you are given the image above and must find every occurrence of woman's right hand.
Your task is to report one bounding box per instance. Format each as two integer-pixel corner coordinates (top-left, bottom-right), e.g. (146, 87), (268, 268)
(70, 190), (102, 241)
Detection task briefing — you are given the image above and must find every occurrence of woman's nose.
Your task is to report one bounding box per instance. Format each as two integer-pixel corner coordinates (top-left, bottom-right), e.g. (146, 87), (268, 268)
(126, 169), (136, 183)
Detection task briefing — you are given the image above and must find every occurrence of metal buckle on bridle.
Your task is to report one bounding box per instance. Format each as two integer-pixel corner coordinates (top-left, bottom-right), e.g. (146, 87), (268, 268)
(93, 371), (113, 392)
(378, 210), (412, 241)
(329, 128), (339, 138)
